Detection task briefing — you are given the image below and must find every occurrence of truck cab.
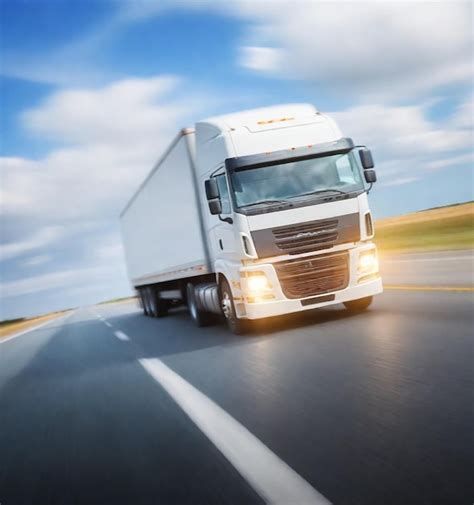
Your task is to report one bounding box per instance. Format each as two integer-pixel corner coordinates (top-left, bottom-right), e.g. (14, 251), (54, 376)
(192, 104), (382, 333)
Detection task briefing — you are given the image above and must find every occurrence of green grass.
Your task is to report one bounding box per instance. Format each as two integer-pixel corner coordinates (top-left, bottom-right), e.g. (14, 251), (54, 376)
(375, 202), (473, 252)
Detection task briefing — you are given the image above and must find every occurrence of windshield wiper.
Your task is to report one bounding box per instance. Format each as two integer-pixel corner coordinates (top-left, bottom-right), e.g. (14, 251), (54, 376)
(242, 199), (293, 208)
(295, 188), (349, 199)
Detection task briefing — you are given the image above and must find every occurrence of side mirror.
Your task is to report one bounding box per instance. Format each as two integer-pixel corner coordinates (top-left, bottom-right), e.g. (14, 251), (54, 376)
(205, 178), (220, 200)
(208, 199), (222, 215)
(364, 169), (377, 183)
(359, 149), (374, 169)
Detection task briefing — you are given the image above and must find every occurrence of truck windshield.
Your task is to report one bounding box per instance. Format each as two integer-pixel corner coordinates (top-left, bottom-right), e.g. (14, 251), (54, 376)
(231, 150), (364, 209)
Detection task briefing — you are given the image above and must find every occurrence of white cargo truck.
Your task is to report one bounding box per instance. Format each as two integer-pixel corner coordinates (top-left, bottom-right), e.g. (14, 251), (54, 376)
(120, 104), (382, 333)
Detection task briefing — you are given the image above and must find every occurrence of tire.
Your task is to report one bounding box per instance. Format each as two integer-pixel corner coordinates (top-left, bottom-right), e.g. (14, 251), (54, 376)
(343, 296), (373, 312)
(148, 287), (169, 318)
(219, 279), (248, 335)
(141, 288), (151, 316)
(186, 283), (211, 327)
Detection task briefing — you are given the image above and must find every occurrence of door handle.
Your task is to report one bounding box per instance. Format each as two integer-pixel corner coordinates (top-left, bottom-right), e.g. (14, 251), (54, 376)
(219, 239), (223, 250)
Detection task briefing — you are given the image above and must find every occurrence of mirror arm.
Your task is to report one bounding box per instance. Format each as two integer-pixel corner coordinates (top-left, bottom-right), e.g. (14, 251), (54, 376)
(366, 182), (373, 194)
(219, 215), (233, 225)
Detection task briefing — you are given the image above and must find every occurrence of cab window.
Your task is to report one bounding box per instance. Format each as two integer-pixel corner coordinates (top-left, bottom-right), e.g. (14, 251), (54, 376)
(216, 174), (231, 214)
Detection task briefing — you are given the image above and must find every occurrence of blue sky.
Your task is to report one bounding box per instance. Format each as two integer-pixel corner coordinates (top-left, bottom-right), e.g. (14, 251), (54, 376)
(1, 0), (473, 319)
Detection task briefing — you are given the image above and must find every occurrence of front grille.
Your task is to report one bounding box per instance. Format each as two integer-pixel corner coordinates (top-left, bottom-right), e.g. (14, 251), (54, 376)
(250, 213), (360, 258)
(271, 218), (339, 255)
(274, 251), (349, 299)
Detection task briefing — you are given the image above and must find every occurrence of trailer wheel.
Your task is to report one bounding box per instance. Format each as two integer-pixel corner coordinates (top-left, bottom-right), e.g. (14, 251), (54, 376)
(343, 296), (373, 312)
(219, 279), (248, 335)
(140, 288), (151, 316)
(186, 283), (211, 327)
(149, 288), (169, 318)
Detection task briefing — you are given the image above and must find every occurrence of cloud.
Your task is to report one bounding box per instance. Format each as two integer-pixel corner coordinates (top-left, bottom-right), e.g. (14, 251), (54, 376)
(1, 264), (119, 298)
(109, 1), (473, 103)
(5, 0), (471, 101)
(1, 2), (128, 86)
(451, 96), (474, 130)
(239, 46), (282, 72)
(2, 76), (194, 221)
(331, 102), (472, 156)
(381, 176), (420, 188)
(21, 255), (52, 268)
(232, 1), (473, 102)
(0, 226), (64, 261)
(424, 152), (474, 172)
(1, 75), (206, 317)
(22, 76), (179, 145)
(329, 100), (473, 183)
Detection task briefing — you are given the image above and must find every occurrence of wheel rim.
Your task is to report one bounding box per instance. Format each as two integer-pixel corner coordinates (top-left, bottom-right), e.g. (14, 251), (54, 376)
(221, 290), (233, 320)
(150, 292), (156, 316)
(189, 296), (198, 320)
(146, 289), (152, 314)
(187, 285), (198, 321)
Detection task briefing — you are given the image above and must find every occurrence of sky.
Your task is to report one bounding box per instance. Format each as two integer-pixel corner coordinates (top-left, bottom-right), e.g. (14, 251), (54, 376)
(0, 0), (473, 320)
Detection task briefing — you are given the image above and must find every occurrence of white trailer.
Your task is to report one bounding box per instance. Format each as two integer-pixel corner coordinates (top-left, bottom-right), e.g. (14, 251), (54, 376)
(120, 104), (382, 333)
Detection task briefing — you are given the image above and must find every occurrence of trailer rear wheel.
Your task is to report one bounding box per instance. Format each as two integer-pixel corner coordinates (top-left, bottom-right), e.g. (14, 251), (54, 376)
(343, 296), (373, 312)
(219, 279), (248, 335)
(186, 283), (211, 327)
(149, 288), (169, 318)
(140, 288), (151, 316)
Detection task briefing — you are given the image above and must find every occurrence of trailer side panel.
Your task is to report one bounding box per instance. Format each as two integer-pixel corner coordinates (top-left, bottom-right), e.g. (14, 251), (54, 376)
(120, 132), (208, 287)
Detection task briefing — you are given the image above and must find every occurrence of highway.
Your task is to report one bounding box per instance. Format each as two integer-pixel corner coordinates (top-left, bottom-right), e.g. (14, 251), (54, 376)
(379, 249), (473, 287)
(0, 252), (473, 505)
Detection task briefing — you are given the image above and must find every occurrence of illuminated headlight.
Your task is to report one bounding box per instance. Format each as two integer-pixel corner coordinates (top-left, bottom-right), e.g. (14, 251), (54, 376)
(246, 273), (271, 293)
(241, 270), (274, 300)
(358, 249), (378, 274)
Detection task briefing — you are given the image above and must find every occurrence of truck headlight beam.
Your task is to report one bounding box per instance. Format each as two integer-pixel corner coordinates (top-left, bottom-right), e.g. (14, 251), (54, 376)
(358, 249), (378, 274)
(247, 274), (271, 294)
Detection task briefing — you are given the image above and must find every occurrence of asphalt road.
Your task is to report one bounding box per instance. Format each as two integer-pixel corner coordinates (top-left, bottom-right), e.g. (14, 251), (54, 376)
(1, 260), (473, 504)
(380, 249), (473, 287)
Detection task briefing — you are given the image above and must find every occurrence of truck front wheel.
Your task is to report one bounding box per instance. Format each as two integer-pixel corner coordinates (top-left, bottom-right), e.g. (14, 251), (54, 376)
(343, 296), (373, 312)
(219, 279), (248, 335)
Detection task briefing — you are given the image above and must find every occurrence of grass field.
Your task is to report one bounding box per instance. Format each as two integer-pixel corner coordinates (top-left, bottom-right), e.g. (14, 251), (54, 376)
(375, 201), (473, 252)
(0, 311), (69, 340)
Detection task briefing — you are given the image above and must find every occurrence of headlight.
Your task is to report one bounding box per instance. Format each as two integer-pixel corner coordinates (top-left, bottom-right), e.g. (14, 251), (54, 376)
(358, 249), (378, 274)
(241, 270), (275, 302)
(246, 273), (271, 293)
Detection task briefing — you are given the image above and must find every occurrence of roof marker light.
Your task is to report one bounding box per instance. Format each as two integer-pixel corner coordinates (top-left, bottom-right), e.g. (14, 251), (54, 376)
(257, 116), (295, 125)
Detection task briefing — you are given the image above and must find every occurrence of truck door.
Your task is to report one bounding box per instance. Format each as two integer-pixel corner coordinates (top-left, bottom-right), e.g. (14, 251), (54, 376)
(210, 172), (236, 259)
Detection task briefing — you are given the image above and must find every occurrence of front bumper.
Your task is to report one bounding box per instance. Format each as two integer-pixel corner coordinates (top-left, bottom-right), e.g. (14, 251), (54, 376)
(237, 243), (383, 320)
(242, 276), (382, 319)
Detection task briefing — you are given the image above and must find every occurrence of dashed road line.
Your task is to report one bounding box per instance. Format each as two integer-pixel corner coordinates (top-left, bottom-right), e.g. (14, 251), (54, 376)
(104, 321), (112, 328)
(114, 330), (130, 341)
(139, 357), (330, 505)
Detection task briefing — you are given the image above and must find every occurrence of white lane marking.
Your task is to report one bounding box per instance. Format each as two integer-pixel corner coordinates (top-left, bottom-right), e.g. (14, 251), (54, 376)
(0, 312), (73, 345)
(382, 255), (473, 263)
(139, 358), (330, 505)
(104, 321), (112, 328)
(114, 330), (129, 341)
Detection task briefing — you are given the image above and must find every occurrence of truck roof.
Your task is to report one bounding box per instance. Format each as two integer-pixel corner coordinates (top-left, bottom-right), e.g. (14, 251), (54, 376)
(198, 103), (318, 132)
